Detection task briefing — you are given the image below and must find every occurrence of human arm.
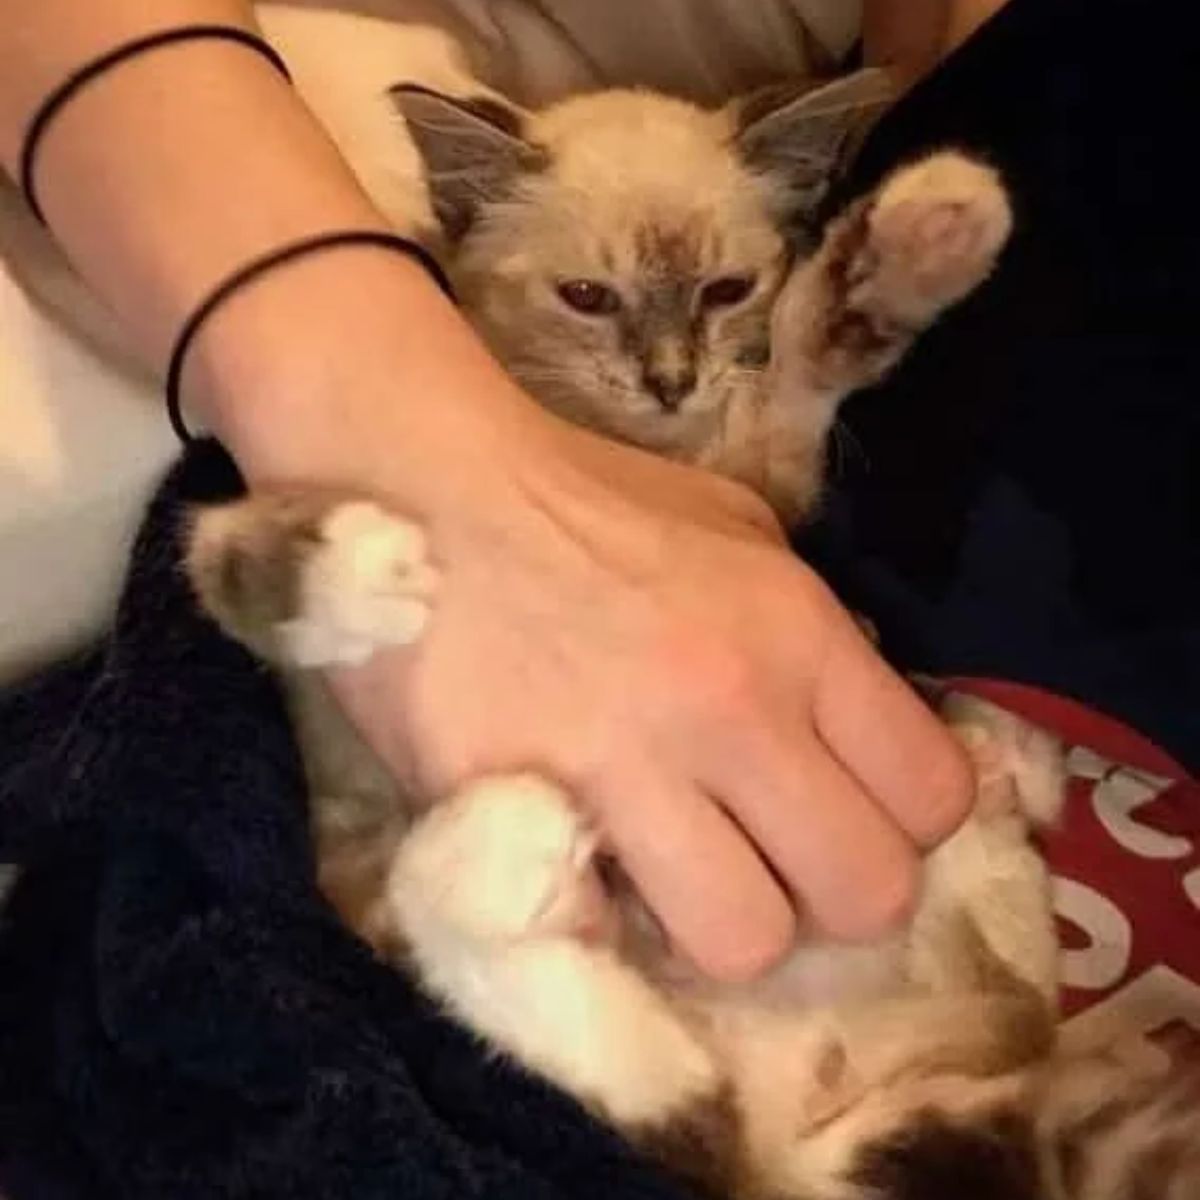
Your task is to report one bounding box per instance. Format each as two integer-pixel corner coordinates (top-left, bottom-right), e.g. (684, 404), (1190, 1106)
(864, 0), (1010, 79)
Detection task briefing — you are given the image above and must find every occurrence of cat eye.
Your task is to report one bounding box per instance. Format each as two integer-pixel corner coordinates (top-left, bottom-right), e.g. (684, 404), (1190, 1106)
(699, 275), (757, 310)
(557, 279), (622, 316)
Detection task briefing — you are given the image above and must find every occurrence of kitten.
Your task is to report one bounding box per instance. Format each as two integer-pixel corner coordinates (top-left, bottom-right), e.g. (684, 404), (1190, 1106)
(184, 16), (1200, 1200)
(386, 71), (993, 522)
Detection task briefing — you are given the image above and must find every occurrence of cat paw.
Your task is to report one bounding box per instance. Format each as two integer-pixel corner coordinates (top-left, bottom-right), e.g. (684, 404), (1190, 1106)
(188, 491), (437, 667)
(859, 151), (1012, 325)
(388, 774), (613, 944)
(278, 501), (438, 667)
(943, 694), (1066, 828)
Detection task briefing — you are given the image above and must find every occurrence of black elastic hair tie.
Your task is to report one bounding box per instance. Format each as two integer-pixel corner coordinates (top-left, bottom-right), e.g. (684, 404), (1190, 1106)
(20, 26), (293, 222)
(165, 231), (456, 445)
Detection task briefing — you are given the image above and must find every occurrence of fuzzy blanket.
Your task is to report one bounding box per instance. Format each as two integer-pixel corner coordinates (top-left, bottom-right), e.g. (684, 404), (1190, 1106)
(0, 442), (694, 1200)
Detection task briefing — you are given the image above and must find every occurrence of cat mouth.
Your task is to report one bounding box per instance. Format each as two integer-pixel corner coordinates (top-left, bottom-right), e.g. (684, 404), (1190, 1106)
(506, 363), (730, 453)
(626, 403), (723, 447)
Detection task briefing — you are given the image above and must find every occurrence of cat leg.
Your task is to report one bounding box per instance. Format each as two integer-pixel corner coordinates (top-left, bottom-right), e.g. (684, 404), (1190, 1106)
(186, 488), (437, 666)
(187, 492), (438, 958)
(763, 151), (1011, 521)
(769, 708), (1064, 1193)
(772, 149), (1012, 398)
(384, 774), (724, 1131)
(908, 703), (1066, 1016)
(940, 692), (1067, 828)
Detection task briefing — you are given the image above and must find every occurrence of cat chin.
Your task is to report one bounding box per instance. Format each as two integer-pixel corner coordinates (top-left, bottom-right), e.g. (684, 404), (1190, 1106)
(573, 407), (726, 460)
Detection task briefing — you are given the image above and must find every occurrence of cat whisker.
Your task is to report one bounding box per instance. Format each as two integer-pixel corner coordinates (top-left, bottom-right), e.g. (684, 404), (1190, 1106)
(512, 364), (623, 390)
(830, 419), (869, 478)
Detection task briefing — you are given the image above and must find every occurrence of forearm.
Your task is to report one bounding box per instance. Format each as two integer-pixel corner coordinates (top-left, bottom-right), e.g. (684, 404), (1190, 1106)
(863, 0), (949, 78)
(864, 0), (1008, 78)
(0, 0), (535, 497)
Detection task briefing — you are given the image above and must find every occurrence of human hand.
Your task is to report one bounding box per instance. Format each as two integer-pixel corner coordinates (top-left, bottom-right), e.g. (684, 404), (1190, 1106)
(322, 405), (970, 980)
(208, 254), (971, 982)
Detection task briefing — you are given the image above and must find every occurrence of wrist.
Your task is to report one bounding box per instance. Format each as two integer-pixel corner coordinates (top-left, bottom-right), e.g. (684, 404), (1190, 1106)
(191, 244), (550, 513)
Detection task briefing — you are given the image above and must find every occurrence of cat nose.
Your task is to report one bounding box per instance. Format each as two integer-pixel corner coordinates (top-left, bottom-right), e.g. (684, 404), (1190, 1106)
(642, 368), (697, 412)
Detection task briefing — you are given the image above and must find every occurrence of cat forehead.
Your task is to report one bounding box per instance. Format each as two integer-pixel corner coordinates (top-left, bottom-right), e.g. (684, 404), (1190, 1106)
(529, 91), (766, 214)
(520, 91), (780, 272)
(632, 216), (712, 277)
(532, 89), (732, 155)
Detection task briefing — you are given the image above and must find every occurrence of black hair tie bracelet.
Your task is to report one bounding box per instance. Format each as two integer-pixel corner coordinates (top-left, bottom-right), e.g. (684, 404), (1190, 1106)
(164, 231), (457, 445)
(20, 26), (293, 223)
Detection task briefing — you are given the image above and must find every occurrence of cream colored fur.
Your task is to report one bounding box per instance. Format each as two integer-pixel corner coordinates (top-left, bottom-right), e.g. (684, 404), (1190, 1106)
(446, 88), (788, 459)
(277, 501), (435, 666)
(390, 775), (722, 1128)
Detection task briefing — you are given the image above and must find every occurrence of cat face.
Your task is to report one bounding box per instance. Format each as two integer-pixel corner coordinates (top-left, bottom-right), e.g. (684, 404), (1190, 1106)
(391, 75), (890, 489)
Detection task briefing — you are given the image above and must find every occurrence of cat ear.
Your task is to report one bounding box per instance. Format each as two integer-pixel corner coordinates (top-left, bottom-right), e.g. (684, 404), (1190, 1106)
(731, 69), (894, 216)
(388, 84), (546, 241)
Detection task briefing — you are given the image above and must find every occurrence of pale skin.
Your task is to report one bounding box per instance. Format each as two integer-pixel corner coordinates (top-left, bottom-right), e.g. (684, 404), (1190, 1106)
(0, 0), (993, 981)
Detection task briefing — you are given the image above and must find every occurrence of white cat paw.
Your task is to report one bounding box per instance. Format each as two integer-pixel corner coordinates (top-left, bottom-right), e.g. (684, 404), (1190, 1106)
(944, 694), (1067, 828)
(277, 501), (438, 667)
(388, 774), (611, 944)
(863, 151), (1013, 322)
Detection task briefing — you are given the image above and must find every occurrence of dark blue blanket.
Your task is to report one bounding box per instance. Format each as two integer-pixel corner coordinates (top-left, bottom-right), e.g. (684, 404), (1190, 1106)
(806, 0), (1199, 773)
(0, 443), (693, 1200)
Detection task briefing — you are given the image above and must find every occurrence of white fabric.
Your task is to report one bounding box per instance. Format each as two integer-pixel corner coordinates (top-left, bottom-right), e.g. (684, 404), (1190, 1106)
(284, 0), (861, 103)
(0, 250), (173, 681)
(0, 0), (860, 682)
(426, 0), (861, 103)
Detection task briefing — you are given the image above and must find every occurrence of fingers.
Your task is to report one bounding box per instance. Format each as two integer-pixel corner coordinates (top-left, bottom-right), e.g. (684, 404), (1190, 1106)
(594, 765), (797, 983)
(814, 621), (973, 849)
(704, 720), (920, 942)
